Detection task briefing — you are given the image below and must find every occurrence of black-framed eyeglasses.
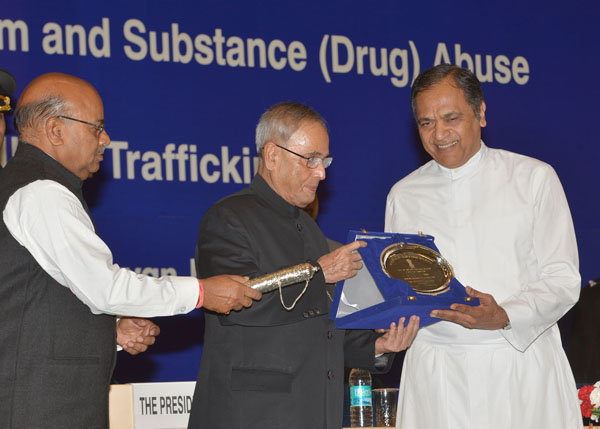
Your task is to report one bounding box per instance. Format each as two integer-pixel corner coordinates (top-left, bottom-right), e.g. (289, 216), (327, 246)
(57, 115), (105, 136)
(275, 144), (333, 169)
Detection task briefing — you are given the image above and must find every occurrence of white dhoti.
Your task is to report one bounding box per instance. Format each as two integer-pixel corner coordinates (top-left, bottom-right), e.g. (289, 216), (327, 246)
(396, 328), (582, 429)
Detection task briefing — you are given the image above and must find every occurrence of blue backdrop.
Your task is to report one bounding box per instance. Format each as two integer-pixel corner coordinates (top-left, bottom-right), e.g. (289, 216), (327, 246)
(1, 0), (598, 384)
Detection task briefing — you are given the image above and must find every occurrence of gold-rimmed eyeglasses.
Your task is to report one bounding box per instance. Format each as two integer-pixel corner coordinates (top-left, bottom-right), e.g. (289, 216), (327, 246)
(275, 144), (333, 169)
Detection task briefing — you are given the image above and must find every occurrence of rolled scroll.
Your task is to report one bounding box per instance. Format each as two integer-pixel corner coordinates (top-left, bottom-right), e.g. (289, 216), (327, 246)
(246, 262), (320, 293)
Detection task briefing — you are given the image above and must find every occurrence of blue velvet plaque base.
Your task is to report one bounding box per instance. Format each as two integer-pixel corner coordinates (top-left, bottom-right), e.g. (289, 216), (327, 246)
(329, 231), (479, 329)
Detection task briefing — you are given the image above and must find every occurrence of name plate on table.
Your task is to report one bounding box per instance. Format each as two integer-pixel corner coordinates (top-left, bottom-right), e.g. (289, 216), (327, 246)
(132, 381), (195, 428)
(329, 231), (479, 329)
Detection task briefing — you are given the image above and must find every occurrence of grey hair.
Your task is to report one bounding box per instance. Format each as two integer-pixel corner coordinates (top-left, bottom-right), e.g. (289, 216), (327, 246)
(14, 95), (69, 132)
(255, 102), (328, 155)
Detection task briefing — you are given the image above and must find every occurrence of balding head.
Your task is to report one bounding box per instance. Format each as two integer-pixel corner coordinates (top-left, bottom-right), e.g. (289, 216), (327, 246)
(14, 72), (110, 179)
(16, 73), (99, 136)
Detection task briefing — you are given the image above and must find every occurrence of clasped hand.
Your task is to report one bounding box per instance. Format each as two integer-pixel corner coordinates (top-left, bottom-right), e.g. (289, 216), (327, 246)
(116, 317), (160, 355)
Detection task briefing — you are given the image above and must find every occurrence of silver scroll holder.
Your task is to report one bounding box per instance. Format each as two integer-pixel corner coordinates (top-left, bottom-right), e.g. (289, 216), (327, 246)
(246, 262), (320, 311)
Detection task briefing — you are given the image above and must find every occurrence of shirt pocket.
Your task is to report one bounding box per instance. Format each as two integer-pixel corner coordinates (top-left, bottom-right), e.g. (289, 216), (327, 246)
(230, 367), (294, 393)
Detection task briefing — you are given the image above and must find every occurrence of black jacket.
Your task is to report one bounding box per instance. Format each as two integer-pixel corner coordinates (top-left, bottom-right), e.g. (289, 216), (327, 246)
(188, 174), (387, 429)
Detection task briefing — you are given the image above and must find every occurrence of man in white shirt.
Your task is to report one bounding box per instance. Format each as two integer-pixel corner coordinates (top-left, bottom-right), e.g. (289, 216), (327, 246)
(0, 72), (261, 428)
(385, 64), (582, 428)
(0, 69), (161, 356)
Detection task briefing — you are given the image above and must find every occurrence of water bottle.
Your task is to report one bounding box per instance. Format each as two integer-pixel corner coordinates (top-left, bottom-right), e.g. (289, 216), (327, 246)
(349, 368), (373, 427)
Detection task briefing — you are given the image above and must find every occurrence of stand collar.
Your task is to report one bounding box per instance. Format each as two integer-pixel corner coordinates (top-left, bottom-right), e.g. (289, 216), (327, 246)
(250, 173), (300, 219)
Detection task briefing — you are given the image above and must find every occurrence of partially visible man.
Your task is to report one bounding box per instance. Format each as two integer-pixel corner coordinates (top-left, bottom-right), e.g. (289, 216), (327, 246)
(188, 102), (419, 429)
(0, 68), (17, 164)
(385, 64), (581, 428)
(0, 72), (261, 429)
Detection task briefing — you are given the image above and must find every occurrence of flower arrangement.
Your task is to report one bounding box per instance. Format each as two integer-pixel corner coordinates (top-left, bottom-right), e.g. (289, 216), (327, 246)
(579, 382), (600, 425)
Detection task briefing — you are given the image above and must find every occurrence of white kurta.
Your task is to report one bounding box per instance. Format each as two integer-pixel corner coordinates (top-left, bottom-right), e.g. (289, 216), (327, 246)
(3, 180), (199, 317)
(385, 143), (582, 429)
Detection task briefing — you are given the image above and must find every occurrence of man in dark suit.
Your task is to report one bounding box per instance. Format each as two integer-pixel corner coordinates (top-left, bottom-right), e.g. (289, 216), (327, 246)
(0, 68), (17, 164)
(188, 102), (419, 429)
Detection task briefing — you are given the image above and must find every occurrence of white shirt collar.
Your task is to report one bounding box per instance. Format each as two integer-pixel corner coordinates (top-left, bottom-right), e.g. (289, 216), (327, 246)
(435, 140), (487, 179)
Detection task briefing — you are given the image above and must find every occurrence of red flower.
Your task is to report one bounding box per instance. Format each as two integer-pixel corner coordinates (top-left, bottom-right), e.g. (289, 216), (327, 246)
(579, 385), (595, 418)
(581, 399), (592, 418)
(580, 385), (595, 399)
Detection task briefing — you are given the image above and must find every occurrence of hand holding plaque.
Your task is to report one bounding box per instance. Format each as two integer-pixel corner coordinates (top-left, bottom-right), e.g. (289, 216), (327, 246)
(329, 231), (479, 329)
(430, 285), (510, 330)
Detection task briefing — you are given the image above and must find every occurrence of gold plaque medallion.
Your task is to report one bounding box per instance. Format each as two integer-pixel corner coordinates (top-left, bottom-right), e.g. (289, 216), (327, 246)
(380, 242), (454, 295)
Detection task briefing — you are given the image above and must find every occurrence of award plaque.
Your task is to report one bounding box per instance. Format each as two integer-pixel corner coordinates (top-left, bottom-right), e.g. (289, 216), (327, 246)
(329, 230), (479, 329)
(380, 242), (454, 295)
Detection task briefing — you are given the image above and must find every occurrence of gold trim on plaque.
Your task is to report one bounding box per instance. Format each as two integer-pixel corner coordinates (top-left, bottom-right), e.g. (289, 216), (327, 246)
(380, 242), (454, 295)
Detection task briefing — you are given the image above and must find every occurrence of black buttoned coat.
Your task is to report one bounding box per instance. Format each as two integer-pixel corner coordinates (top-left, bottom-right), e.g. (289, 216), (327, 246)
(188, 174), (386, 429)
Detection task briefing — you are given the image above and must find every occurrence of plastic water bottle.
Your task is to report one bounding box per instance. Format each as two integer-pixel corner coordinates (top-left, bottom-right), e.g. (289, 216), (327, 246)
(349, 368), (373, 427)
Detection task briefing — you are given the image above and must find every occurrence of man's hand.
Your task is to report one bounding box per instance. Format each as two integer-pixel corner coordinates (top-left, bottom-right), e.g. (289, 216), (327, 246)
(202, 274), (262, 314)
(374, 316), (420, 355)
(116, 317), (160, 355)
(430, 286), (509, 330)
(317, 240), (367, 283)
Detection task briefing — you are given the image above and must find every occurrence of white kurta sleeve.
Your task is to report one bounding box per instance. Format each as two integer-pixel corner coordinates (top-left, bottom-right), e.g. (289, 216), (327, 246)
(3, 180), (199, 317)
(500, 166), (580, 351)
(384, 194), (394, 233)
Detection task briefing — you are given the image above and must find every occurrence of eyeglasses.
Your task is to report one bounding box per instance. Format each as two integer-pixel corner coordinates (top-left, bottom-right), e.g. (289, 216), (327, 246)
(0, 95), (11, 112)
(57, 115), (105, 136)
(275, 144), (333, 169)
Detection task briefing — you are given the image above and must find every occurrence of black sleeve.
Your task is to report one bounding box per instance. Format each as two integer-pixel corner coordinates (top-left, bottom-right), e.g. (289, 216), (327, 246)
(343, 329), (395, 373)
(195, 201), (329, 327)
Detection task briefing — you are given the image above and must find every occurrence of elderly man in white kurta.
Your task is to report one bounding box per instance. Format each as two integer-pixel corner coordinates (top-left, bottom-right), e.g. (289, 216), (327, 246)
(385, 64), (582, 429)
